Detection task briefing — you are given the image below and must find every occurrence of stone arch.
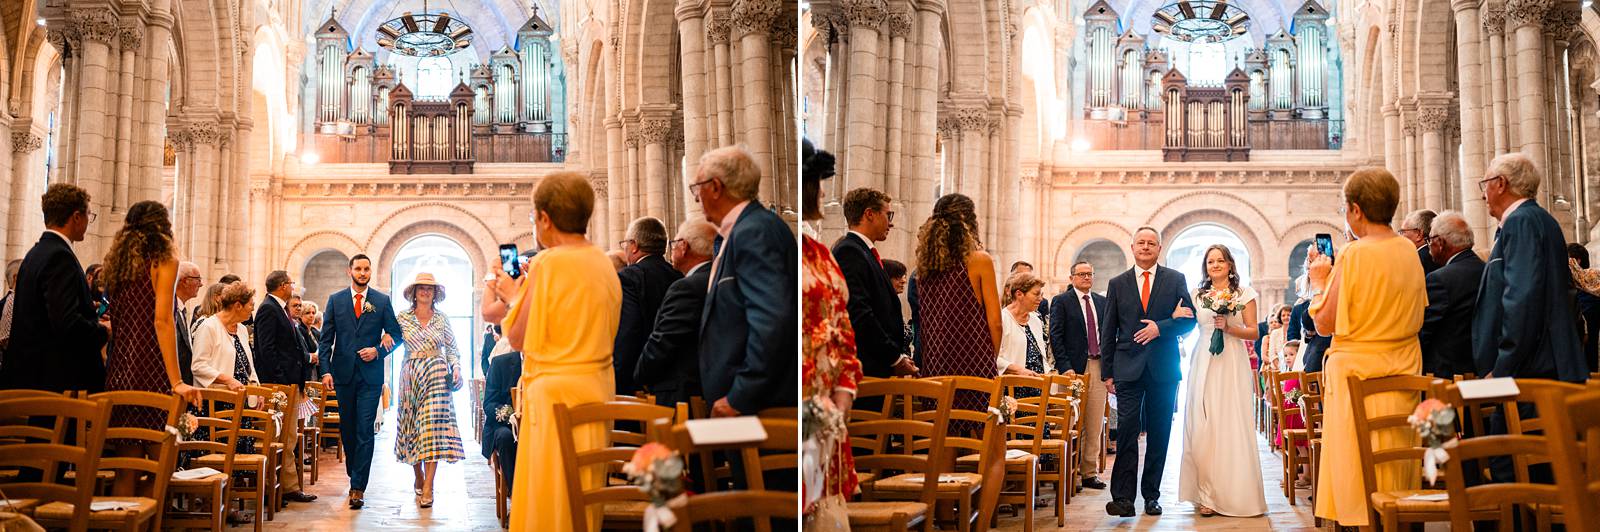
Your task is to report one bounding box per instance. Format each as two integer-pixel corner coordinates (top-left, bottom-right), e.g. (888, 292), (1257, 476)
(1409, 0), (1454, 93)
(943, 0), (990, 94)
(372, 221), (490, 292)
(1049, 220), (1133, 282)
(362, 202), (501, 287)
(1155, 209), (1269, 280)
(283, 229), (363, 282)
(622, 0), (677, 107)
(1143, 190), (1278, 239)
(1272, 219), (1343, 279)
(172, 0), (224, 109)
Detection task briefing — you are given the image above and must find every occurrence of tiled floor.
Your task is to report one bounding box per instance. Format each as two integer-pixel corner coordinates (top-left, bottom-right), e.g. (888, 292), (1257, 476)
(229, 389), (504, 531)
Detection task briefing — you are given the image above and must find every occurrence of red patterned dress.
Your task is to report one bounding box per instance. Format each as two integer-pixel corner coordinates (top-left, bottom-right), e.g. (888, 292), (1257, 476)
(802, 234), (862, 510)
(104, 275), (173, 438)
(916, 261), (995, 434)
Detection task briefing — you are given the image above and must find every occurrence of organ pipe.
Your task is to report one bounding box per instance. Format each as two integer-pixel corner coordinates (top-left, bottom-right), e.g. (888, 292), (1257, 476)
(351, 67), (371, 123)
(1297, 24), (1323, 109)
(1091, 27), (1112, 108)
(1122, 50), (1141, 108)
(1272, 49), (1292, 109)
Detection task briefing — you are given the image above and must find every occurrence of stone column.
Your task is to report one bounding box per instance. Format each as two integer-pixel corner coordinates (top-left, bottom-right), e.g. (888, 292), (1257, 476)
(1019, 167), (1039, 265)
(885, 8), (912, 202)
(605, 118), (625, 243)
(1417, 101), (1451, 211)
(639, 115), (672, 218)
(841, 0), (886, 192)
(731, 0), (780, 202)
(0, 120), (14, 259)
(214, 128), (234, 271)
(590, 171), (610, 242)
(625, 126), (641, 222)
(675, 2), (710, 186)
(112, 24), (141, 214)
(7, 131), (43, 262)
(1454, 0), (1492, 247)
(707, 15), (735, 148)
(1402, 114), (1419, 211)
(1383, 104), (1404, 207)
(69, 9), (121, 257)
(229, 122), (250, 271)
(138, 10), (175, 200)
(986, 116), (1001, 250)
(248, 178), (271, 286)
(909, 4), (942, 237)
(1484, 7), (1510, 155)
(1546, 5), (1580, 227)
(1507, 0), (1551, 176)
(954, 107), (986, 204)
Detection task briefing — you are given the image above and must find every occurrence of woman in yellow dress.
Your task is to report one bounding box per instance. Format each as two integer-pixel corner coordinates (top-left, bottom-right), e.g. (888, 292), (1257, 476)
(1306, 168), (1426, 527)
(492, 171), (621, 530)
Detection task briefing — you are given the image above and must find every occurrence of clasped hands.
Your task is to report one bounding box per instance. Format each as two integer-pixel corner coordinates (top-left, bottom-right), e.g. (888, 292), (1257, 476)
(1107, 302), (1195, 395)
(316, 333), (397, 389)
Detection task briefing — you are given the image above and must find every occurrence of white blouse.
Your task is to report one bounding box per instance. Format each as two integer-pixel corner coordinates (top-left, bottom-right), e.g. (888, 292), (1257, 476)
(191, 315), (259, 389)
(997, 309), (1053, 376)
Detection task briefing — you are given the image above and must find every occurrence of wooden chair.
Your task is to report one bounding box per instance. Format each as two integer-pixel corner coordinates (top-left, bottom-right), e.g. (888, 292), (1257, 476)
(300, 380), (325, 485)
(320, 386), (342, 462)
(1433, 379), (1582, 530)
(260, 384), (299, 515)
(1271, 369), (1312, 504)
(1549, 388), (1600, 526)
(164, 387), (245, 532)
(1045, 372), (1085, 509)
(845, 378), (954, 532)
(972, 375), (1047, 532)
(1347, 374), (1445, 531)
(1299, 372), (1325, 510)
(490, 385), (521, 528)
(679, 490), (797, 529)
(0, 395), (113, 532)
(191, 385), (276, 532)
(551, 400), (675, 532)
(887, 376), (989, 532)
(35, 391), (181, 531)
(649, 416), (797, 532)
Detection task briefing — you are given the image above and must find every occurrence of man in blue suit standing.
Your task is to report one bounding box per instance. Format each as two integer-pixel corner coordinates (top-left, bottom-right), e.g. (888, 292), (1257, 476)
(1100, 227), (1197, 517)
(318, 254), (404, 510)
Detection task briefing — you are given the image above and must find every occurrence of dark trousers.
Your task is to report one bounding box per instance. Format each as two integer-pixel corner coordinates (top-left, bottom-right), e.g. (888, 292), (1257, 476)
(1109, 376), (1178, 503)
(334, 379), (382, 492)
(487, 426), (517, 485)
(1487, 401), (1552, 485)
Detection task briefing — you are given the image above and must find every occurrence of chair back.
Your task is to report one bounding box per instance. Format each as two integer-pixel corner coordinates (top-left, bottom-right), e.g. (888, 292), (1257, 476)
(1272, 370), (1305, 449)
(1433, 378), (1586, 480)
(651, 416), (797, 492)
(679, 491), (796, 528)
(187, 388), (245, 478)
(1550, 389), (1600, 525)
(240, 385), (280, 454)
(849, 377), (894, 422)
(850, 378), (954, 515)
(551, 400), (675, 532)
(996, 375), (1049, 455)
(0, 396), (112, 531)
(1346, 374), (1435, 498)
(1047, 373), (1088, 441)
(918, 376), (996, 461)
(1434, 380), (1581, 529)
(304, 380), (329, 431)
(758, 407), (797, 419)
(86, 391), (181, 499)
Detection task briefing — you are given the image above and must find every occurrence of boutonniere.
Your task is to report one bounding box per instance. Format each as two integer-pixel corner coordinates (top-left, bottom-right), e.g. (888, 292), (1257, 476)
(361, 301), (375, 315)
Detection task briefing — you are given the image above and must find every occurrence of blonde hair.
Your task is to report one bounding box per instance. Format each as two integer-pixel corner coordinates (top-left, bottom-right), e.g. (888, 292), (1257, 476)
(533, 172), (595, 233)
(1003, 271), (1044, 306)
(1343, 167), (1400, 224)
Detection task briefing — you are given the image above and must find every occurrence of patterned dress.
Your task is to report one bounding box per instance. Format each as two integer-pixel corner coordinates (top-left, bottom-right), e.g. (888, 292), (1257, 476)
(394, 310), (465, 464)
(105, 275), (172, 441)
(801, 234), (862, 512)
(917, 261), (996, 434)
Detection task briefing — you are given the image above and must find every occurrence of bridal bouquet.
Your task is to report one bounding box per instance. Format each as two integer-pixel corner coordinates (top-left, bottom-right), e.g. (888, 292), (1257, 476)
(623, 443), (688, 532)
(1407, 399), (1458, 484)
(1198, 288), (1249, 355)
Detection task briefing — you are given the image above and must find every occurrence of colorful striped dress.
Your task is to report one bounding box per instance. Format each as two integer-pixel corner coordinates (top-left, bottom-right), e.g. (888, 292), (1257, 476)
(394, 309), (466, 465)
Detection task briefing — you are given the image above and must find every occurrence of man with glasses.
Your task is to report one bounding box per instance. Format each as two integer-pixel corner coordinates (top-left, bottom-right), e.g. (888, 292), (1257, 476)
(0, 183), (108, 392)
(832, 188), (914, 413)
(174, 261), (204, 386)
(613, 217), (681, 397)
(1399, 209), (1440, 275)
(1049, 260), (1111, 489)
(635, 221), (718, 408)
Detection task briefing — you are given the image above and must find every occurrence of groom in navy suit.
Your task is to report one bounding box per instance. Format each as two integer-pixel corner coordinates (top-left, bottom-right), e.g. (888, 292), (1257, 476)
(1100, 227), (1197, 517)
(318, 254), (404, 510)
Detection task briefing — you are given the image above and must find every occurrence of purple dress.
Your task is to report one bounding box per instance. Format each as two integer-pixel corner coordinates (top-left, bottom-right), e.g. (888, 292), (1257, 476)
(105, 276), (173, 437)
(916, 262), (995, 434)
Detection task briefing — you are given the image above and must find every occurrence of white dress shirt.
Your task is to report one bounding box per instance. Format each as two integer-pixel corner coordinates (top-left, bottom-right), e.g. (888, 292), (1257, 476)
(191, 315), (258, 388)
(1135, 265), (1157, 305)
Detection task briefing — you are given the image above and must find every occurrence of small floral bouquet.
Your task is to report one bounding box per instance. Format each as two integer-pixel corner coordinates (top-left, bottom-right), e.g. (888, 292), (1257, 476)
(265, 391), (289, 413)
(1285, 387), (1305, 405)
(623, 443), (688, 532)
(1407, 398), (1458, 484)
(304, 387), (322, 401)
(495, 404), (514, 424)
(988, 395), (1019, 425)
(361, 300), (376, 316)
(1068, 378), (1087, 397)
(1198, 287), (1249, 355)
(168, 411), (200, 441)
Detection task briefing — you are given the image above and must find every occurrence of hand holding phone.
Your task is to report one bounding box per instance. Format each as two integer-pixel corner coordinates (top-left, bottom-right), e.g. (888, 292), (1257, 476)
(499, 244), (522, 279)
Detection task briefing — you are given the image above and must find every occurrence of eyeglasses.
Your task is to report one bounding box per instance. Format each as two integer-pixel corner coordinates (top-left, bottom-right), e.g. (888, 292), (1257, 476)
(182, 275), (203, 282)
(1478, 175), (1506, 192)
(688, 178), (718, 194)
(83, 211), (97, 223)
(669, 238), (686, 249)
(1072, 272), (1094, 278)
(617, 239), (636, 250)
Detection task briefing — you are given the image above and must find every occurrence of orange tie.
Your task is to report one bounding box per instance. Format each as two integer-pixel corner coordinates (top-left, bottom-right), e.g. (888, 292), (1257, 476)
(354, 293), (364, 319)
(1140, 271), (1152, 312)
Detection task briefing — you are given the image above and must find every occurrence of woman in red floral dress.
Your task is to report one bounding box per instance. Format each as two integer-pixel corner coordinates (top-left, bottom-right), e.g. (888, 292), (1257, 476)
(800, 140), (861, 529)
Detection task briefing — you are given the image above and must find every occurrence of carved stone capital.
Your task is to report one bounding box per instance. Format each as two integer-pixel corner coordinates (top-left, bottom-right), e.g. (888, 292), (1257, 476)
(707, 14), (732, 44)
(886, 8), (915, 36)
(11, 132), (42, 154)
(624, 127), (640, 149)
(936, 116), (958, 139)
(1505, 0), (1551, 29)
(1401, 116), (1418, 136)
(46, 28), (77, 58)
(71, 9), (121, 46)
(1481, 6), (1506, 36)
(731, 0), (782, 37)
(950, 107), (988, 132)
(1543, 4), (1581, 40)
(1416, 105), (1451, 132)
(590, 175), (608, 199)
(842, 0), (889, 29)
(119, 25), (143, 51)
(770, 14), (797, 46)
(1020, 167), (1040, 185)
(186, 123), (221, 147)
(639, 118), (673, 145)
(1449, 0), (1481, 14)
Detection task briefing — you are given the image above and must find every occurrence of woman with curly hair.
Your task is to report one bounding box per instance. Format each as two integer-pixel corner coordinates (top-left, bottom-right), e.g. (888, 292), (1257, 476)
(101, 200), (201, 492)
(914, 193), (1000, 433)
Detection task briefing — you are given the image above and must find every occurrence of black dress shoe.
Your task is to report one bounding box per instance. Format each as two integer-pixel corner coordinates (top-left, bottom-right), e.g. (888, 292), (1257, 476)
(1144, 500), (1163, 516)
(1081, 477), (1107, 490)
(1105, 498), (1136, 517)
(284, 491), (318, 503)
(348, 490), (364, 510)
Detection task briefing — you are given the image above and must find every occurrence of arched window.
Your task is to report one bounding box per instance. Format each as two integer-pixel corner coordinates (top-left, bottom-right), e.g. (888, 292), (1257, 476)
(416, 57), (453, 99)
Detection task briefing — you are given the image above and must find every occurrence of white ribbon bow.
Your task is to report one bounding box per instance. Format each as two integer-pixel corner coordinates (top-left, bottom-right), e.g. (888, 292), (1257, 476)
(642, 494), (687, 532)
(1421, 445), (1451, 484)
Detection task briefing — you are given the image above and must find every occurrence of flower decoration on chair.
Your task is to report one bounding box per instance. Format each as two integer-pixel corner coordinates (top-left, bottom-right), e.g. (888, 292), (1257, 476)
(264, 390), (289, 435)
(802, 394), (846, 516)
(494, 404), (513, 424)
(1407, 398), (1458, 484)
(167, 411), (200, 442)
(1068, 378), (1087, 397)
(1198, 288), (1249, 355)
(623, 442), (688, 532)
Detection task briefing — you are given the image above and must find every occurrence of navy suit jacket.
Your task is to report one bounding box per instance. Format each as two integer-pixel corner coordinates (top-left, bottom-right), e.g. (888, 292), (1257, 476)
(1420, 251), (1485, 378)
(635, 264), (710, 396)
(254, 295), (308, 387)
(1048, 288), (1106, 374)
(614, 254), (682, 395)
(1099, 266), (1197, 383)
(698, 203), (798, 413)
(831, 233), (904, 378)
(0, 232), (107, 392)
(1472, 201), (1588, 382)
(317, 288), (405, 386)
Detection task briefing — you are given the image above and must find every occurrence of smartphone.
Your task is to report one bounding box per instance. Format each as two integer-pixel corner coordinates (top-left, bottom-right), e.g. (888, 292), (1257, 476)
(499, 244), (522, 278)
(1314, 233), (1335, 264)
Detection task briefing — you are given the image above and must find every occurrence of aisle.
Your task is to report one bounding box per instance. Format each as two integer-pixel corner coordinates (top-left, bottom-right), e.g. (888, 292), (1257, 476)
(997, 362), (1318, 530)
(226, 387), (502, 531)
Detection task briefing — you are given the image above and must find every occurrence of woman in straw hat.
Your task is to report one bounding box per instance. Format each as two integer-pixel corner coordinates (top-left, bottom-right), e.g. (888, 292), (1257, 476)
(394, 271), (466, 508)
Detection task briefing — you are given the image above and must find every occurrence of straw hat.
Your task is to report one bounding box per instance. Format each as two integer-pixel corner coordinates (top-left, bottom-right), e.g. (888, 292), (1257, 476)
(402, 272), (446, 304)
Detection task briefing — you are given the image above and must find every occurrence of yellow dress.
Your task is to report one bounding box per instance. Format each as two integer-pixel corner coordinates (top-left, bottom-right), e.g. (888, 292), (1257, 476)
(1312, 235), (1426, 526)
(503, 243), (622, 531)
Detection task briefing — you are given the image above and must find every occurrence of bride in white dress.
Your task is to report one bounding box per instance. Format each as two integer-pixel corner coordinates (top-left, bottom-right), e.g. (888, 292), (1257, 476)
(1178, 245), (1268, 517)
